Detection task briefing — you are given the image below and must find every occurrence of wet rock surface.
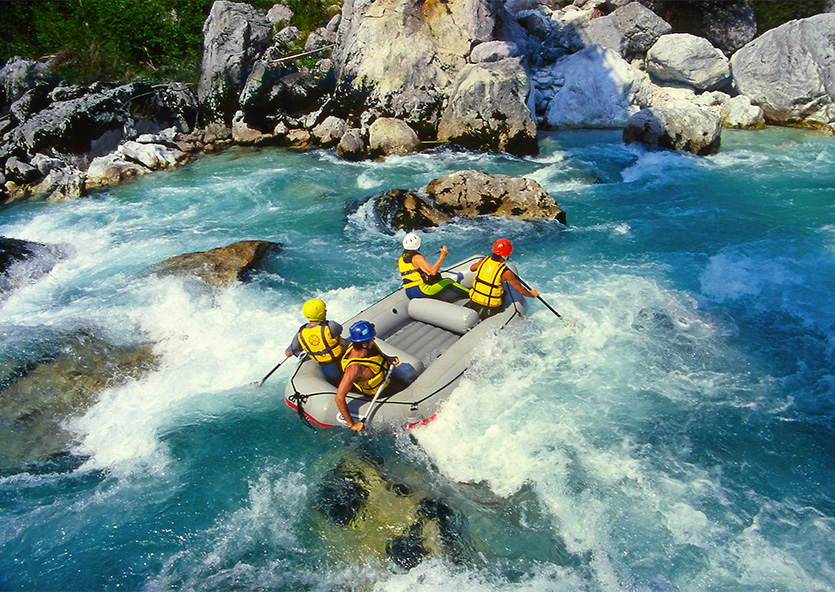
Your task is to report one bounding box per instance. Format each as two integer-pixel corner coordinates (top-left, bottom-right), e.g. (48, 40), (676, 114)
(150, 240), (281, 288)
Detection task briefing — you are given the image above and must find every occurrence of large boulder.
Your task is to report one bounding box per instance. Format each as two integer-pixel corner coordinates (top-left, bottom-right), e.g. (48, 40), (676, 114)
(0, 56), (58, 114)
(539, 45), (651, 128)
(0, 328), (158, 472)
(437, 57), (537, 155)
(151, 240), (281, 288)
(647, 33), (731, 91)
(197, 0), (273, 124)
(426, 170), (566, 223)
(332, 0), (527, 147)
(0, 237), (61, 299)
(623, 105), (722, 155)
(577, 1), (671, 59)
(368, 117), (420, 157)
(731, 14), (835, 133)
(374, 188), (452, 231)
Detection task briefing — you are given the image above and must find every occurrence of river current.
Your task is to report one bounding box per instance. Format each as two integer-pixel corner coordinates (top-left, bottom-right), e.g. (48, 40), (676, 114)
(1, 128), (833, 591)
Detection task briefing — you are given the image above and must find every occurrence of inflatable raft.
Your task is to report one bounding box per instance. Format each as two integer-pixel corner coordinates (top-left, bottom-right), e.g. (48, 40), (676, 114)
(284, 255), (528, 429)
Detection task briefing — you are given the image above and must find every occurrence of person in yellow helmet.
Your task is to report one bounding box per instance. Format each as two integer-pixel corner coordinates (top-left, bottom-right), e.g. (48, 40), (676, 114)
(397, 232), (468, 301)
(466, 239), (539, 319)
(285, 298), (345, 384)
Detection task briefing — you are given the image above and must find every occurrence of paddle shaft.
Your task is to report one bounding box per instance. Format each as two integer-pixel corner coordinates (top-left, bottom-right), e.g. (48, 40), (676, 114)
(255, 354), (292, 386)
(516, 276), (563, 319)
(360, 364), (396, 422)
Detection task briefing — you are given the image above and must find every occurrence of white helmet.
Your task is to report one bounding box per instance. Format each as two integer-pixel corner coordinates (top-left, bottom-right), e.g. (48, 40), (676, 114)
(402, 232), (421, 250)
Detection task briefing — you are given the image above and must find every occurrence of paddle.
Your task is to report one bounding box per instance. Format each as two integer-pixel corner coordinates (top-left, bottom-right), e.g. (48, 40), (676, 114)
(252, 354), (292, 387)
(517, 276), (580, 331)
(359, 363), (396, 425)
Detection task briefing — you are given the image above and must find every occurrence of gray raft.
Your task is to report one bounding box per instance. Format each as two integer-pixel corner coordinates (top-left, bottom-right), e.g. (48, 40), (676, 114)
(284, 255), (527, 429)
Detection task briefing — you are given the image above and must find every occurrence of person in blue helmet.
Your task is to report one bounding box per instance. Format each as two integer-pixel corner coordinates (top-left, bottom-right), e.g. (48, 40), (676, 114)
(397, 232), (468, 301)
(335, 320), (399, 432)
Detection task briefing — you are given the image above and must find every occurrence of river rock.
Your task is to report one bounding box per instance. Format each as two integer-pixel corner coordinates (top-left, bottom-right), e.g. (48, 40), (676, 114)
(577, 1), (671, 59)
(437, 58), (537, 155)
(647, 33), (731, 91)
(336, 128), (366, 161)
(721, 95), (765, 129)
(151, 240), (281, 287)
(623, 105), (722, 155)
(0, 56), (59, 113)
(118, 140), (187, 170)
(368, 118), (420, 157)
(0, 328), (158, 472)
(86, 153), (150, 189)
(470, 41), (520, 63)
(425, 170), (566, 223)
(30, 164), (86, 201)
(332, 0), (527, 148)
(540, 45), (651, 128)
(311, 115), (348, 148)
(0, 237), (61, 298)
(198, 0), (273, 124)
(731, 14), (835, 132)
(702, 1), (756, 55)
(374, 189), (452, 231)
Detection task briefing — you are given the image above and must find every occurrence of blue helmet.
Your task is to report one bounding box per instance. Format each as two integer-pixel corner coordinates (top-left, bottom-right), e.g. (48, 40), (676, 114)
(349, 320), (376, 343)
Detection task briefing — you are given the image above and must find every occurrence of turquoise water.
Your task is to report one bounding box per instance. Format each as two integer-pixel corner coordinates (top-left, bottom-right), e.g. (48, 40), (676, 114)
(1, 128), (834, 591)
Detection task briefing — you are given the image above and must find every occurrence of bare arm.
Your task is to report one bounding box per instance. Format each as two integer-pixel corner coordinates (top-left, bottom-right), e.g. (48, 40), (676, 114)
(335, 365), (364, 431)
(470, 256), (486, 272)
(413, 246), (449, 276)
(503, 269), (539, 299)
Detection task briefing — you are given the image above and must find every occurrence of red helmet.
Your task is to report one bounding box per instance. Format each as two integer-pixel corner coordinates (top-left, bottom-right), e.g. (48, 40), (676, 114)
(492, 239), (513, 258)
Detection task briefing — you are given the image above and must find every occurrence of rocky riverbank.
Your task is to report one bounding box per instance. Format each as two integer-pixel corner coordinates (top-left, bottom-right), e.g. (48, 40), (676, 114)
(2, 0), (835, 206)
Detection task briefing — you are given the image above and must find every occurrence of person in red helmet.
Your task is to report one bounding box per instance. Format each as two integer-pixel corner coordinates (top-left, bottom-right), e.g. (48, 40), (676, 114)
(466, 239), (539, 319)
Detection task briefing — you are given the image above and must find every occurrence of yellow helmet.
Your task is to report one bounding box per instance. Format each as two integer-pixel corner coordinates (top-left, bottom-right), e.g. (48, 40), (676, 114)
(302, 298), (326, 322)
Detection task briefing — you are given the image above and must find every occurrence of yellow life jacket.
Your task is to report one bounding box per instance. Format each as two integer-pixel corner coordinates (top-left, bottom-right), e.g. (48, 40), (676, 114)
(340, 343), (391, 396)
(298, 322), (344, 364)
(397, 252), (425, 289)
(469, 256), (507, 308)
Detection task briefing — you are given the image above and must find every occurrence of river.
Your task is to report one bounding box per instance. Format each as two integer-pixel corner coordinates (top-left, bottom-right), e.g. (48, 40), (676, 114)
(1, 127), (833, 591)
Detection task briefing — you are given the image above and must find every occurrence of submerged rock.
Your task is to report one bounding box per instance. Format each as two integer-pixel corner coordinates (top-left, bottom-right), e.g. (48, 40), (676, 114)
(151, 240), (281, 288)
(311, 451), (465, 570)
(0, 329), (158, 472)
(0, 236), (63, 299)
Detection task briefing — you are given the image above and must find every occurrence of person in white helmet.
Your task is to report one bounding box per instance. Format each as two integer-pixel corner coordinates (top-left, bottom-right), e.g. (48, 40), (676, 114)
(396, 232), (468, 301)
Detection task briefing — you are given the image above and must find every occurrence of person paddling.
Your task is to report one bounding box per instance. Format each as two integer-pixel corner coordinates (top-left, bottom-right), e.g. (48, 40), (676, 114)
(335, 321), (399, 432)
(285, 298), (344, 385)
(397, 232), (468, 301)
(466, 239), (539, 319)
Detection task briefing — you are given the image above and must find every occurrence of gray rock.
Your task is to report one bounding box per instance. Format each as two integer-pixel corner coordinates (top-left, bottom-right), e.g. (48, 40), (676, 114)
(731, 14), (835, 132)
(703, 2), (756, 55)
(312, 115), (348, 147)
(470, 41), (519, 63)
(438, 58), (537, 155)
(368, 117), (420, 157)
(721, 95), (765, 129)
(198, 0), (273, 124)
(118, 140), (186, 170)
(267, 3), (293, 26)
(623, 106), (722, 155)
(542, 45), (651, 128)
(4, 156), (39, 184)
(86, 153), (150, 189)
(336, 128), (366, 161)
(374, 188), (451, 231)
(574, 1), (671, 58)
(30, 165), (86, 201)
(275, 25), (301, 45)
(333, 0), (526, 145)
(0, 56), (58, 113)
(425, 169), (566, 222)
(647, 33), (731, 91)
(151, 240), (281, 288)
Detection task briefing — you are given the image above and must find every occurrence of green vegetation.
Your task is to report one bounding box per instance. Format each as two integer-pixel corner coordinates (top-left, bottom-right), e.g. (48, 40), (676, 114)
(752, 0), (829, 34)
(0, 0), (339, 84)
